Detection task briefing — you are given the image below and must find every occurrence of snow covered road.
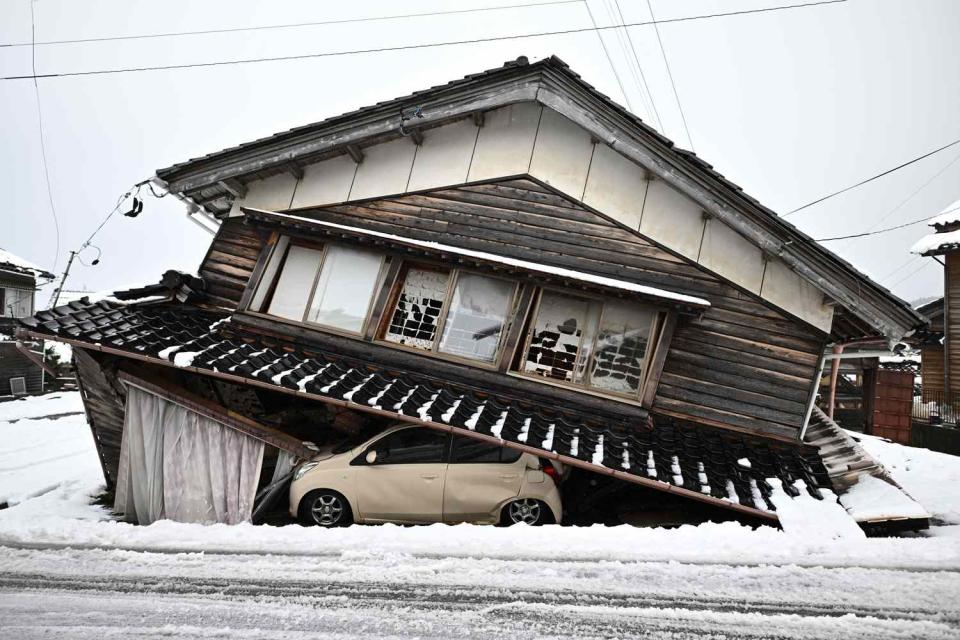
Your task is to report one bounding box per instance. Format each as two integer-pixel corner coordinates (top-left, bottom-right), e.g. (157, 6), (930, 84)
(2, 543), (959, 639)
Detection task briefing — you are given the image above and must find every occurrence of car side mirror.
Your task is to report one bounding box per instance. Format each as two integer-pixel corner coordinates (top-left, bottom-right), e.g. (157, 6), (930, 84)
(365, 450), (378, 465)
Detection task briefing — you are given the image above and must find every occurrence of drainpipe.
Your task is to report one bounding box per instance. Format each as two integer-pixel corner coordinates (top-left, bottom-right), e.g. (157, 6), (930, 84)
(800, 346), (896, 440)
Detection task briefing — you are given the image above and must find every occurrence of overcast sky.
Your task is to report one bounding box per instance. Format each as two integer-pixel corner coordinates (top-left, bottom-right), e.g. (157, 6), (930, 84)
(2, 0), (958, 307)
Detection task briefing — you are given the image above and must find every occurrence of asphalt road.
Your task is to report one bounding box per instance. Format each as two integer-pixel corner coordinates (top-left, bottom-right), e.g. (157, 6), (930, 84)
(1, 543), (958, 639)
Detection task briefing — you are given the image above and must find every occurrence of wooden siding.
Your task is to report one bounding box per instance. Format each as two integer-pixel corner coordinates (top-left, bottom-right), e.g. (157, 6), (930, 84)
(74, 349), (126, 488)
(198, 218), (265, 308)
(251, 178), (825, 440)
(946, 253), (960, 394)
(921, 344), (945, 399)
(0, 343), (43, 395)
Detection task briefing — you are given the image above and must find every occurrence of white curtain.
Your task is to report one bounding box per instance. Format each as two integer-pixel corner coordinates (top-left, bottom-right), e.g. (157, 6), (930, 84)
(114, 385), (264, 525)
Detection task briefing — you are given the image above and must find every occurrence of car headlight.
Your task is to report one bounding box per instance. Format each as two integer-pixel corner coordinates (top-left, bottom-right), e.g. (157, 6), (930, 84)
(293, 461), (319, 481)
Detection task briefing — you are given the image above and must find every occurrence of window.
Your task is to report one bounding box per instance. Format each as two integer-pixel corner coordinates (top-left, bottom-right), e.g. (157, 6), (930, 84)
(519, 290), (657, 399)
(0, 288), (5, 317)
(256, 238), (385, 334)
(382, 266), (516, 364)
(368, 428), (449, 464)
(307, 245), (384, 332)
(451, 436), (523, 464)
(384, 267), (450, 349)
(438, 273), (514, 363)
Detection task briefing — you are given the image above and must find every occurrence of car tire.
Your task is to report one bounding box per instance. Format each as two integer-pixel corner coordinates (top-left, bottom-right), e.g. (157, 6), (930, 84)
(500, 498), (552, 526)
(298, 489), (353, 527)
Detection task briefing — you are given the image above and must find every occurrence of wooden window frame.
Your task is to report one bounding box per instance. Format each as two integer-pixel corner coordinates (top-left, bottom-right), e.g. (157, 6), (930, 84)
(374, 262), (520, 371)
(243, 234), (389, 339)
(511, 286), (671, 407)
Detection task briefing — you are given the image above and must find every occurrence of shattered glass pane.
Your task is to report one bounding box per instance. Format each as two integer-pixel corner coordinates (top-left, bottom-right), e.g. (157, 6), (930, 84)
(307, 245), (384, 333)
(588, 301), (653, 394)
(438, 273), (513, 363)
(266, 245), (322, 321)
(522, 292), (588, 382)
(384, 267), (450, 350)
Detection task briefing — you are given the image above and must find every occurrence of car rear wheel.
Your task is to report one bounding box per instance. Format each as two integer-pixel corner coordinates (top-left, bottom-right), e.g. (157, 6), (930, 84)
(501, 498), (551, 526)
(299, 490), (353, 527)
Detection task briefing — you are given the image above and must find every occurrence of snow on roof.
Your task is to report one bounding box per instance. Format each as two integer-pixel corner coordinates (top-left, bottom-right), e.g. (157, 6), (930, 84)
(927, 197), (960, 228)
(243, 207), (711, 308)
(0, 248), (53, 280)
(839, 473), (929, 523)
(910, 227), (960, 255)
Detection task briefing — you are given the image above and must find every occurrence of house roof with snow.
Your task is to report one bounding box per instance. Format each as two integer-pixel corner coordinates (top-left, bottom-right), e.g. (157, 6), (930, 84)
(19, 292), (832, 521)
(154, 55), (924, 343)
(911, 197), (960, 256)
(0, 248), (54, 281)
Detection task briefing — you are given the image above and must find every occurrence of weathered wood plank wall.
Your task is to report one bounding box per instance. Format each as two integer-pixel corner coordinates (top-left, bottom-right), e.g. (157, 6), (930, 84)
(946, 253), (960, 395)
(0, 343), (43, 395)
(198, 219), (266, 308)
(209, 179), (825, 439)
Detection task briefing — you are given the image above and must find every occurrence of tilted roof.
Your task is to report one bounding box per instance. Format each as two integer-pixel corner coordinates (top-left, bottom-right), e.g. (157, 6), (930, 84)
(19, 296), (832, 521)
(154, 55), (925, 342)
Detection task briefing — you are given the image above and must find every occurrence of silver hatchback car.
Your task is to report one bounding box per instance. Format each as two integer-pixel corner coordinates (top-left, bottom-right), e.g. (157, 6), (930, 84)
(290, 425), (562, 527)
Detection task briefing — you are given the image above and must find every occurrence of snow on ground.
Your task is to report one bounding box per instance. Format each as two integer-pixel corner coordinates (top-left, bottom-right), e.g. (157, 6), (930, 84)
(2, 393), (960, 638)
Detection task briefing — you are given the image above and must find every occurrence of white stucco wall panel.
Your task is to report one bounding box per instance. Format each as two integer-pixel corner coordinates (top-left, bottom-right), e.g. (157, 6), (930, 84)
(761, 257), (834, 333)
(698, 219), (765, 294)
(241, 173), (299, 211)
(467, 103), (542, 182)
(638, 179), (706, 260)
(581, 145), (649, 230)
(290, 154), (357, 209)
(349, 137), (418, 201)
(528, 109), (595, 199)
(407, 119), (480, 193)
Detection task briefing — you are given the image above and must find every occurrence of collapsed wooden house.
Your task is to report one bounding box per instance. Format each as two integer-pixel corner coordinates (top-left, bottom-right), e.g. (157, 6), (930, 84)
(19, 56), (931, 530)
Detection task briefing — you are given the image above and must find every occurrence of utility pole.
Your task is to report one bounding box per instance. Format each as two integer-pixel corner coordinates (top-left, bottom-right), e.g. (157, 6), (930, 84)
(40, 250), (78, 391)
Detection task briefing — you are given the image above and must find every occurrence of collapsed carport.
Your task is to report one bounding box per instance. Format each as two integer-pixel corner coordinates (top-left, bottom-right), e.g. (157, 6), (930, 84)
(19, 295), (834, 527)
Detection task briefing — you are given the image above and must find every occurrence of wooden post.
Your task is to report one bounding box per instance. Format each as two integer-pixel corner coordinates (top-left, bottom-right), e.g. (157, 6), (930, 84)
(827, 343), (844, 419)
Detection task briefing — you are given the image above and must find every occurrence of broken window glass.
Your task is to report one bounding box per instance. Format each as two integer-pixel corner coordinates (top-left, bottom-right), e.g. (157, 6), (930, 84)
(384, 267), (450, 350)
(587, 301), (653, 394)
(307, 245), (384, 333)
(522, 292), (589, 382)
(438, 273), (514, 363)
(266, 245), (322, 321)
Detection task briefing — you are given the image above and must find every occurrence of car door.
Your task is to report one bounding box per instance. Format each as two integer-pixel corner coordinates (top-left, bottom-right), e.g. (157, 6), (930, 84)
(353, 427), (450, 523)
(443, 436), (525, 523)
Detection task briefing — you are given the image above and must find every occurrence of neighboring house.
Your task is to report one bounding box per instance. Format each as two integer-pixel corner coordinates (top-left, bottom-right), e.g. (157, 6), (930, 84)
(911, 198), (960, 396)
(20, 57), (930, 531)
(1, 248), (54, 397)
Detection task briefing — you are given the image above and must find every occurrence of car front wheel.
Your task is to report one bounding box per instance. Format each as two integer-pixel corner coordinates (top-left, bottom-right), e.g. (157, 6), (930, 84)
(501, 498), (551, 526)
(299, 490), (353, 527)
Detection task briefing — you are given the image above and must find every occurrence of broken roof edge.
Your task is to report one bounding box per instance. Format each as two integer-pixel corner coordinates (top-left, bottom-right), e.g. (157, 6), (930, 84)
(240, 206), (711, 309)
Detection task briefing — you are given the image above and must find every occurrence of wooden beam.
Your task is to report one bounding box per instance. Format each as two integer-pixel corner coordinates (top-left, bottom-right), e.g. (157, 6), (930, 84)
(116, 368), (317, 460)
(640, 312), (677, 408)
(285, 162), (304, 180)
(13, 340), (58, 377)
(217, 178), (247, 199)
(346, 144), (364, 164)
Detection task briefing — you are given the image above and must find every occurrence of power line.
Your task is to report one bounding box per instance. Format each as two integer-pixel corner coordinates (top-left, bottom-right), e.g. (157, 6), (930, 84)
(646, 0), (694, 150)
(2, 1), (849, 82)
(888, 258), (936, 289)
(583, 0), (635, 112)
(819, 152), (960, 243)
(832, 149), (960, 254)
(815, 214), (936, 242)
(0, 0), (582, 48)
(879, 254), (922, 283)
(783, 137), (960, 216)
(30, 0), (60, 274)
(612, 0), (662, 130)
